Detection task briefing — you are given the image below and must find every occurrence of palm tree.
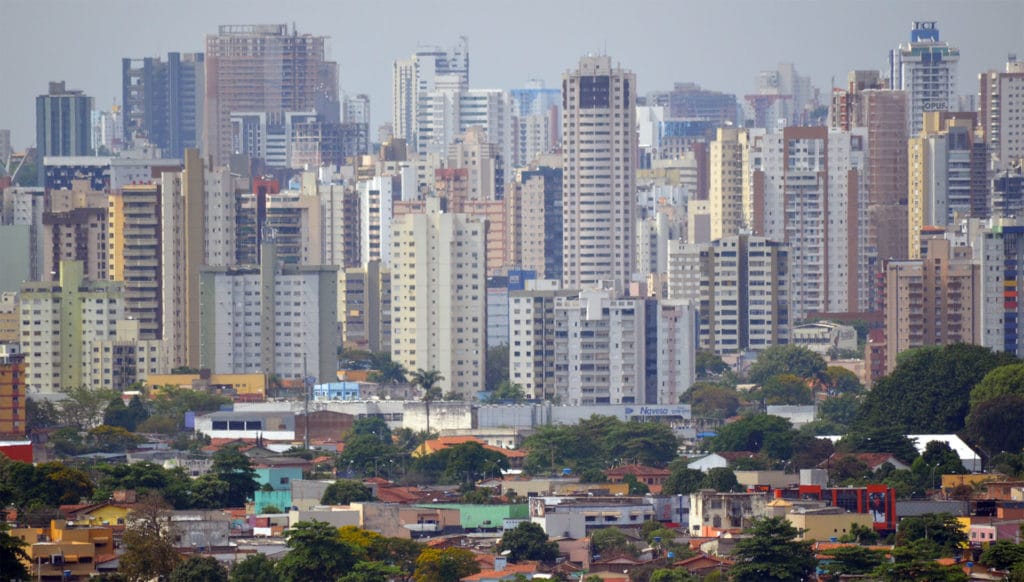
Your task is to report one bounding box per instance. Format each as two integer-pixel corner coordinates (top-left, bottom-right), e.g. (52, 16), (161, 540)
(410, 369), (444, 436)
(367, 356), (408, 385)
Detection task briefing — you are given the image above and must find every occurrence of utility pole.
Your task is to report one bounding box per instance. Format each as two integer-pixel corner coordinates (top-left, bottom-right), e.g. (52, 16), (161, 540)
(303, 354), (311, 450)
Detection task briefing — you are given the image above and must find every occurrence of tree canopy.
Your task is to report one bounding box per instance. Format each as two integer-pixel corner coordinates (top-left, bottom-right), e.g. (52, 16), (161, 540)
(965, 394), (1024, 455)
(413, 547), (479, 582)
(169, 556), (227, 582)
(748, 345), (827, 385)
(706, 414), (797, 460)
(497, 522), (559, 563)
(729, 516), (816, 582)
(276, 520), (362, 582)
(522, 416), (679, 475)
(321, 479), (375, 505)
(856, 344), (1017, 433)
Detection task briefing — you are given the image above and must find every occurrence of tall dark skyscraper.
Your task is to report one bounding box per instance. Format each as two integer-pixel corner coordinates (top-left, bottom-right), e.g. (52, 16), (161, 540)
(122, 52), (205, 157)
(35, 81), (92, 159)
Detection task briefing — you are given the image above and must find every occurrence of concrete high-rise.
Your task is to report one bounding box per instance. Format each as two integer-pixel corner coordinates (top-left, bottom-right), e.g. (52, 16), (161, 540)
(204, 24), (339, 165)
(109, 183), (163, 340)
(42, 179), (108, 282)
(36, 81), (93, 161)
(708, 128), (749, 240)
(122, 53), (205, 157)
(750, 127), (870, 319)
(907, 112), (988, 258)
(883, 237), (978, 373)
(392, 37), (470, 147)
(339, 260), (392, 354)
(561, 55), (637, 291)
(19, 261), (123, 395)
(199, 242), (338, 382)
(889, 21), (960, 136)
(506, 164), (562, 280)
(668, 235), (790, 353)
(390, 199), (485, 398)
(978, 57), (1024, 169)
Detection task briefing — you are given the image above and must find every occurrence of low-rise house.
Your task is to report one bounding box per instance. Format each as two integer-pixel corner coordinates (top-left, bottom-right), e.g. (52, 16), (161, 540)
(604, 465), (671, 493)
(529, 496), (657, 539)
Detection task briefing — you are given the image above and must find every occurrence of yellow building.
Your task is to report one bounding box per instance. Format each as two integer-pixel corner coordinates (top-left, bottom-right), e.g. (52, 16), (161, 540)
(784, 508), (875, 542)
(146, 372), (267, 400)
(13, 520), (115, 579)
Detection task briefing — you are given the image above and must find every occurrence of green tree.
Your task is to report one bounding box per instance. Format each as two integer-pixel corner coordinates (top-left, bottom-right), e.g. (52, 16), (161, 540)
(210, 446), (259, 507)
(368, 353), (409, 385)
(88, 425), (146, 452)
(856, 344), (1017, 433)
(605, 421), (680, 467)
(119, 494), (182, 582)
(170, 556), (228, 582)
(321, 479), (375, 505)
(59, 385), (118, 429)
(377, 537), (424, 582)
(896, 513), (969, 556)
(970, 362), (1024, 406)
(696, 350), (730, 378)
(834, 426), (919, 464)
(707, 414), (797, 460)
(823, 366), (864, 395)
(648, 569), (697, 582)
(484, 380), (527, 403)
(757, 374), (813, 405)
(979, 540), (1024, 569)
(413, 441), (507, 485)
(819, 394), (861, 427)
(965, 394), (1024, 454)
(340, 561), (404, 582)
(729, 516), (816, 582)
(701, 467), (741, 492)
(188, 474), (232, 508)
(684, 383), (740, 419)
(661, 464), (706, 496)
(0, 523), (29, 582)
(497, 522), (559, 563)
(837, 522), (880, 545)
(411, 369), (444, 435)
(590, 527), (640, 558)
(748, 345), (827, 385)
(276, 520), (362, 582)
(25, 397), (60, 431)
(413, 547), (480, 582)
(485, 345), (510, 393)
(789, 434), (835, 470)
(351, 416), (393, 442)
(104, 395), (151, 432)
(338, 433), (402, 477)
(622, 474), (651, 495)
(229, 553), (277, 582)
(873, 540), (969, 582)
(819, 545), (884, 580)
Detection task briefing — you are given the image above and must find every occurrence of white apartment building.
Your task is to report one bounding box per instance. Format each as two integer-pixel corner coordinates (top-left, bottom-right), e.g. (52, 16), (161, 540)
(750, 127), (870, 319)
(562, 55), (637, 292)
(390, 200), (486, 398)
(889, 21), (960, 137)
(416, 86), (513, 170)
(508, 280), (575, 400)
(553, 286), (647, 405)
(979, 59), (1024, 169)
(88, 319), (167, 391)
(392, 38), (470, 147)
(654, 299), (698, 406)
(198, 242), (338, 382)
(668, 235), (791, 353)
(359, 176), (394, 268)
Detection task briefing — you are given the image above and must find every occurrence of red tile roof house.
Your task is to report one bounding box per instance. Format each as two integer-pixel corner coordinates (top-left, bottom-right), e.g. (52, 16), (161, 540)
(604, 464), (671, 493)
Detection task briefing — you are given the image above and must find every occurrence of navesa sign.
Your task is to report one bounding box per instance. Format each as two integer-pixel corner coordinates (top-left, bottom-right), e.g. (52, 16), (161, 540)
(624, 405), (690, 417)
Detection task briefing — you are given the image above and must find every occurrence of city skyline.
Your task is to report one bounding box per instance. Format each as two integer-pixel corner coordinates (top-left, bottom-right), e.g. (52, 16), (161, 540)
(2, 0), (1022, 148)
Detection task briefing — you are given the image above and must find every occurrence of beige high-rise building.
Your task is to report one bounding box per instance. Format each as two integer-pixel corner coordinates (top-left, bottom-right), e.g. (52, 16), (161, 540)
(883, 237), (978, 373)
(204, 24), (338, 165)
(339, 260), (392, 354)
(907, 112), (988, 258)
(978, 58), (1024, 169)
(109, 183), (163, 340)
(561, 55), (637, 291)
(506, 165), (562, 280)
(161, 149), (238, 369)
(19, 261), (123, 395)
(42, 179), (109, 282)
(708, 128), (749, 240)
(390, 199), (485, 398)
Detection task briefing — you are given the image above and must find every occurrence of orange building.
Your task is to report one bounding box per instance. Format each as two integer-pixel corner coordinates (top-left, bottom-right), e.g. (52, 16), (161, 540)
(0, 352), (26, 436)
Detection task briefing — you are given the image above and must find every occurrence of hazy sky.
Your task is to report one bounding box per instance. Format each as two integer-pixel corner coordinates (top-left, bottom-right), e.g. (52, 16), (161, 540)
(3, 0), (1022, 149)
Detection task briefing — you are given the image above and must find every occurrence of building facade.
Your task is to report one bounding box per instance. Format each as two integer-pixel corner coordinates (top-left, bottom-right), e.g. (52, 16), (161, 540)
(889, 21), (960, 136)
(561, 55), (637, 292)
